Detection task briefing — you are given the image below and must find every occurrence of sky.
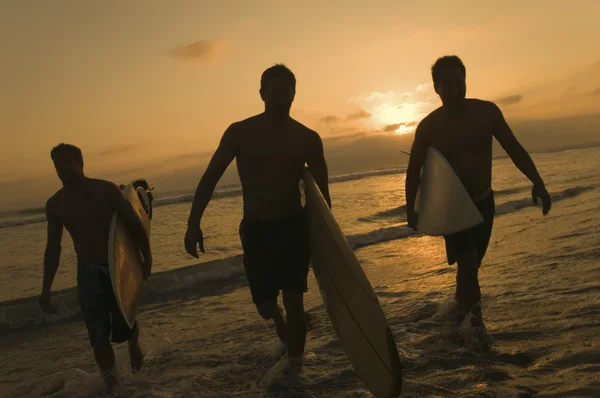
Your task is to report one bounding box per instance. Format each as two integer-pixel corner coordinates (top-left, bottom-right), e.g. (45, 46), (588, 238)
(1, 1), (600, 211)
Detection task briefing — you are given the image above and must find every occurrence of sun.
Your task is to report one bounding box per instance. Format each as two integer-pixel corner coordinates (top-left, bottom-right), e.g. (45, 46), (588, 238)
(370, 102), (422, 134)
(354, 86), (437, 134)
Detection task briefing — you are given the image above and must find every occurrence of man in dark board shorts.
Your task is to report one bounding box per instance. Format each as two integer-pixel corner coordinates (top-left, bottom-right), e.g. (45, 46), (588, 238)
(40, 143), (153, 388)
(405, 56), (552, 329)
(185, 64), (331, 363)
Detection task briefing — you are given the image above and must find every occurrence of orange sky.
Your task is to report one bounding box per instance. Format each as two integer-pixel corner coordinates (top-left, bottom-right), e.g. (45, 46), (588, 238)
(1, 1), (599, 210)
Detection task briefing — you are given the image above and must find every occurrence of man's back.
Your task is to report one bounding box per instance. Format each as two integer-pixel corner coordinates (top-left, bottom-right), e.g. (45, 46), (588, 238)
(421, 99), (495, 200)
(233, 114), (321, 221)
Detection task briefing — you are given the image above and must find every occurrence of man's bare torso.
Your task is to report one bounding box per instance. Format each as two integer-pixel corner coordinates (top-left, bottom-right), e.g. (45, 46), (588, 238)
(48, 178), (115, 264)
(423, 99), (495, 201)
(233, 114), (318, 221)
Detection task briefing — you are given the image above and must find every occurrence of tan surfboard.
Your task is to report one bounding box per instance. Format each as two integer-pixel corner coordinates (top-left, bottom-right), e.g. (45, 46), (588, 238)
(108, 179), (152, 329)
(415, 147), (484, 236)
(302, 168), (403, 398)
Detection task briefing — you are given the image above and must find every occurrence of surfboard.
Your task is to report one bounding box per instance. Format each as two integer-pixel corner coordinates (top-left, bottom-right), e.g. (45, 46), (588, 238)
(301, 169), (403, 398)
(108, 179), (153, 329)
(414, 147), (484, 236)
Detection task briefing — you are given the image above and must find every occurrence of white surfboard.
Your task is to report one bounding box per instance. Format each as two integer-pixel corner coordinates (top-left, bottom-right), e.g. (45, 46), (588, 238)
(414, 147), (484, 236)
(108, 179), (152, 328)
(302, 169), (403, 398)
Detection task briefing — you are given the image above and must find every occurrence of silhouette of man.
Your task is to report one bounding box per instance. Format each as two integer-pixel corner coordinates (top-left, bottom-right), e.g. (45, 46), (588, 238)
(40, 143), (152, 388)
(406, 56), (552, 328)
(185, 64), (331, 362)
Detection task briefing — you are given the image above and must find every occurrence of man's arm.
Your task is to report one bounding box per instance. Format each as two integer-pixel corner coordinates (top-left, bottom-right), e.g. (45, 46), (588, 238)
(187, 125), (238, 227)
(490, 103), (544, 186)
(405, 121), (429, 219)
(42, 199), (63, 294)
(106, 182), (152, 271)
(306, 131), (331, 208)
(490, 102), (551, 214)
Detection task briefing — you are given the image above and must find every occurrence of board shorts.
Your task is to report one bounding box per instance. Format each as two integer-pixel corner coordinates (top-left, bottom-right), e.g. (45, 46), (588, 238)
(77, 263), (137, 348)
(239, 208), (311, 306)
(444, 191), (495, 266)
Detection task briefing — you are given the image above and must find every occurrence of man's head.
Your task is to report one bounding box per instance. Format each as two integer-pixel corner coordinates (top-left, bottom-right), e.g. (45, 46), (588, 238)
(260, 63), (296, 116)
(431, 55), (466, 110)
(50, 143), (84, 185)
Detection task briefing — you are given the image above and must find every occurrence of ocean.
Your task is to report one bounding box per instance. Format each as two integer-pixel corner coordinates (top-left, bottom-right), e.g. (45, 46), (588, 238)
(0, 145), (598, 397)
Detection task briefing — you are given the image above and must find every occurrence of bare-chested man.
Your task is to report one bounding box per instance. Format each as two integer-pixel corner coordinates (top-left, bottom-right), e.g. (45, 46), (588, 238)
(39, 143), (152, 387)
(184, 64), (331, 362)
(406, 56), (552, 328)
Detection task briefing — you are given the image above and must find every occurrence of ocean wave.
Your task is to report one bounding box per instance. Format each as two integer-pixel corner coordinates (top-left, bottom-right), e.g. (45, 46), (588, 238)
(0, 216), (47, 229)
(153, 168), (405, 207)
(153, 188), (243, 207)
(0, 255), (247, 335)
(328, 167), (404, 183)
(495, 186), (595, 215)
(0, 167), (405, 229)
(347, 225), (418, 249)
(356, 185), (589, 224)
(2, 179), (589, 332)
(0, 223), (419, 333)
(358, 205), (407, 223)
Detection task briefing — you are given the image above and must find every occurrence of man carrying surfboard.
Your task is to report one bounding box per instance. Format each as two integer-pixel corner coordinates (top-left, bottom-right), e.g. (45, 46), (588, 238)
(405, 55), (552, 329)
(39, 143), (152, 388)
(185, 64), (331, 363)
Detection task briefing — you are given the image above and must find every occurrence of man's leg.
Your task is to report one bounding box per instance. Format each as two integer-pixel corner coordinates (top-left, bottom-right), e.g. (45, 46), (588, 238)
(93, 338), (118, 387)
(100, 264), (146, 375)
(239, 218), (288, 344)
(257, 300), (288, 345)
(455, 249), (483, 327)
(282, 291), (306, 359)
(78, 264), (119, 388)
(127, 321), (144, 373)
(108, 309), (144, 373)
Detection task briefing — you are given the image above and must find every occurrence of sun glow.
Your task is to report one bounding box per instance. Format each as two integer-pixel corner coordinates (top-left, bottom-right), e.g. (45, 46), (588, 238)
(371, 102), (422, 134)
(354, 86), (437, 135)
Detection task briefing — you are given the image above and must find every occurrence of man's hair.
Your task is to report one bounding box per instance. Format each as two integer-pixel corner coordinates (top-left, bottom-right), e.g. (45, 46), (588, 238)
(431, 55), (466, 86)
(51, 143), (83, 164)
(260, 63), (296, 90)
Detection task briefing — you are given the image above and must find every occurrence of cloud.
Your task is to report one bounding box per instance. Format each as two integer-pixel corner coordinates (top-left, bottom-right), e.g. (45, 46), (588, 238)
(495, 94), (523, 106)
(319, 115), (340, 124)
(0, 175), (49, 186)
(319, 110), (371, 125)
(322, 132), (369, 145)
(316, 109), (372, 137)
(382, 124), (402, 133)
(96, 145), (140, 157)
(170, 40), (224, 63)
(169, 150), (215, 161)
(380, 122), (417, 133)
(346, 110), (372, 120)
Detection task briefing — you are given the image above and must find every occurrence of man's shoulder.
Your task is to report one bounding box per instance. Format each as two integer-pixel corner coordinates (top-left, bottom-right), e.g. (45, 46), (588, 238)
(46, 189), (64, 210)
(290, 118), (320, 139)
(85, 178), (122, 197)
(417, 107), (443, 130)
(230, 114), (263, 129)
(467, 98), (500, 112)
(87, 177), (117, 188)
(222, 115), (263, 143)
